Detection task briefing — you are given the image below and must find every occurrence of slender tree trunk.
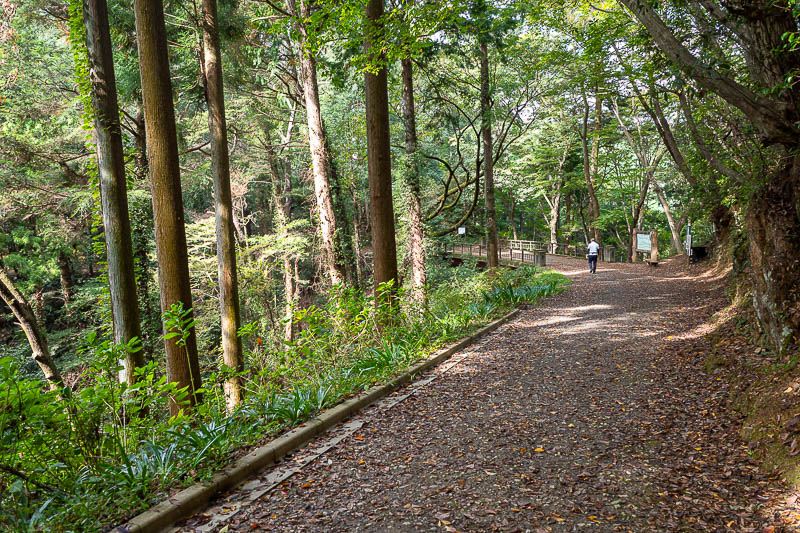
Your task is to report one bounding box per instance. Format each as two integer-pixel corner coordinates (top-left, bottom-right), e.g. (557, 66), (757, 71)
(84, 0), (145, 385)
(548, 195), (561, 250)
(351, 190), (364, 287)
(200, 0), (243, 410)
(480, 41), (499, 269)
(400, 58), (426, 302)
(134, 106), (147, 180)
(287, 0), (346, 286)
(365, 0), (398, 303)
(579, 87), (602, 245)
(133, 0), (202, 414)
(509, 197), (518, 241)
(56, 251), (73, 305)
(678, 91), (736, 241)
(652, 179), (683, 254)
(266, 144), (295, 346)
(0, 266), (63, 389)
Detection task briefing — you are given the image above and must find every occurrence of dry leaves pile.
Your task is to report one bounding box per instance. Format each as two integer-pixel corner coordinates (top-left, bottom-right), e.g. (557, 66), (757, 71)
(177, 256), (796, 532)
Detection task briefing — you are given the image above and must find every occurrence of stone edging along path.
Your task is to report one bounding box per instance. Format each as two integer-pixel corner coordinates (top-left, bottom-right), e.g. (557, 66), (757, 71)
(119, 308), (521, 533)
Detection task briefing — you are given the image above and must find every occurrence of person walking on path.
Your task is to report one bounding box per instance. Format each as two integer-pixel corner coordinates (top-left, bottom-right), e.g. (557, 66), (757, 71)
(587, 237), (600, 273)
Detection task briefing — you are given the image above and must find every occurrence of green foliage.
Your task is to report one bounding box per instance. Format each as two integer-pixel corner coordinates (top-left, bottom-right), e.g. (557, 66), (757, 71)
(0, 265), (567, 528)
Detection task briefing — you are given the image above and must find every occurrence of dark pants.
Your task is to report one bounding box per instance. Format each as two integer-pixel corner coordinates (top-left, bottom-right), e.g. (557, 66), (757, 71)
(588, 254), (598, 273)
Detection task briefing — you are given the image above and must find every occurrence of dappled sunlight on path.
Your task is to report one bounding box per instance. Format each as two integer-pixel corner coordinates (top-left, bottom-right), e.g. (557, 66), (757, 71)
(175, 256), (788, 532)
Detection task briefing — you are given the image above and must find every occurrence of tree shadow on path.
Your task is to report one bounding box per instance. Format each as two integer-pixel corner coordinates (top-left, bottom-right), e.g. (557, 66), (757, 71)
(177, 256), (787, 532)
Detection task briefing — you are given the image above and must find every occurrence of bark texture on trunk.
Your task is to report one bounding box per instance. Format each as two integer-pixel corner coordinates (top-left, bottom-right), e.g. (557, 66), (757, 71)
(746, 155), (800, 352)
(201, 0), (243, 410)
(579, 88), (602, 245)
(480, 41), (499, 269)
(509, 197), (518, 241)
(133, 0), (202, 414)
(288, 0), (347, 286)
(548, 188), (562, 249)
(0, 266), (63, 389)
(84, 0), (145, 385)
(400, 58), (426, 301)
(365, 0), (398, 302)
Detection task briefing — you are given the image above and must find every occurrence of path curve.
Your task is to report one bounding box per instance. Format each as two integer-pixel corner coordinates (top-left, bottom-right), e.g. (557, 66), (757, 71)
(177, 257), (785, 532)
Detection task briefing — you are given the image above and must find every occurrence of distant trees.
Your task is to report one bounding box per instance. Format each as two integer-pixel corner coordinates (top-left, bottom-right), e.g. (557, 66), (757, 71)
(5, 0), (798, 416)
(618, 0), (800, 351)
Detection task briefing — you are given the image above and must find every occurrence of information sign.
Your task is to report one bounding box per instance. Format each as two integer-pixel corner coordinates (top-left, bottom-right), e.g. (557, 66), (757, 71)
(636, 233), (651, 252)
(685, 224), (692, 254)
(458, 227), (466, 235)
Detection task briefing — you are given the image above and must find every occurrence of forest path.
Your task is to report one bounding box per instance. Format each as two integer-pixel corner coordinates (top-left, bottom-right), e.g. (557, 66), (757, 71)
(176, 256), (785, 532)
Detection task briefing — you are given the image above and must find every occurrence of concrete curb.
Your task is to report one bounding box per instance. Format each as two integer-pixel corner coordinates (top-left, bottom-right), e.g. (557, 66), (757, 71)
(119, 308), (521, 533)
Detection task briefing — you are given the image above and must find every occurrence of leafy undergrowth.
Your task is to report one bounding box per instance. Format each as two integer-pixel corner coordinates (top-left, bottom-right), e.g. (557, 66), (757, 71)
(703, 280), (800, 488)
(0, 266), (568, 531)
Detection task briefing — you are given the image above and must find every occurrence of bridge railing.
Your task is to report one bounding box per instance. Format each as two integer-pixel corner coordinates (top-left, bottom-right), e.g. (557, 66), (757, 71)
(442, 240), (619, 263)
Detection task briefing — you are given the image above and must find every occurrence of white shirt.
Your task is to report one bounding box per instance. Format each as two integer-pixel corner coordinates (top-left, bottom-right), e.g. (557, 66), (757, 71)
(587, 242), (600, 256)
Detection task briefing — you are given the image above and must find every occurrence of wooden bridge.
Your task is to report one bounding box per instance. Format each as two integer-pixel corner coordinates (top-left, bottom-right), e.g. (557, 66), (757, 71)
(441, 239), (618, 267)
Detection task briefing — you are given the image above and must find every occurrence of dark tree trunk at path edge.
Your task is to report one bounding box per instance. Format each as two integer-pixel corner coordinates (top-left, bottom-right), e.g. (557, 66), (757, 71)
(365, 0), (398, 305)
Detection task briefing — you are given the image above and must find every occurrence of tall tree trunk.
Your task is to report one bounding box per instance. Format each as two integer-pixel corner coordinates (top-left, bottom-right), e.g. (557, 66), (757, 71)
(0, 265), (63, 389)
(548, 193), (561, 251)
(480, 41), (499, 269)
(365, 0), (398, 303)
(400, 58), (426, 302)
(287, 0), (347, 286)
(746, 155), (800, 352)
(133, 0), (202, 414)
(632, 79), (695, 186)
(84, 0), (145, 385)
(134, 106), (147, 180)
(652, 179), (683, 254)
(200, 0), (243, 410)
(579, 87), (602, 244)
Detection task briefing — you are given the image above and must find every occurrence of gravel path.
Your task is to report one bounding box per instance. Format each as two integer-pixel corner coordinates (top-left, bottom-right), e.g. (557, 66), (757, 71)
(176, 256), (787, 532)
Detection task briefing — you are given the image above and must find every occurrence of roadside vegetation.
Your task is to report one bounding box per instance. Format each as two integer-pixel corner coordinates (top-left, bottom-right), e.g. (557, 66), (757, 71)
(0, 264), (568, 530)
